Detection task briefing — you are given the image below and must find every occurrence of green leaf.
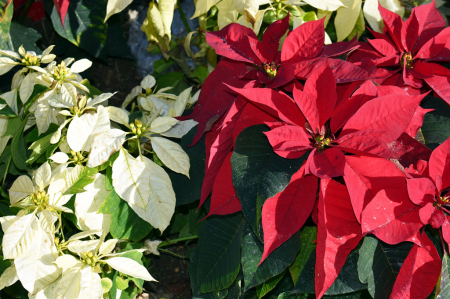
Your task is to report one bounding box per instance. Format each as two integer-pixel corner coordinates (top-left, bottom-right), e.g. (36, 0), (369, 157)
(289, 226), (317, 285)
(80, 79), (103, 97)
(420, 96), (450, 150)
(193, 289), (229, 299)
(153, 59), (175, 75)
(26, 134), (52, 164)
(0, 97), (17, 117)
(168, 125), (206, 206)
(105, 20), (133, 60)
(105, 166), (113, 191)
(26, 123), (59, 143)
(256, 272), (285, 298)
(156, 72), (184, 90)
(64, 166), (99, 195)
(231, 125), (306, 237)
(10, 22), (41, 54)
(64, 195), (81, 229)
(189, 213), (244, 294)
(23, 84), (49, 115)
(98, 189), (153, 242)
(225, 277), (241, 299)
(118, 251), (144, 291)
(356, 236), (413, 299)
(0, 0), (13, 51)
(115, 276), (129, 291)
(0, 256), (11, 276)
(98, 151), (119, 172)
(11, 117), (29, 170)
(437, 253), (450, 298)
(4, 117), (21, 136)
(191, 66), (209, 84)
(44, 0), (108, 60)
(241, 221), (301, 292)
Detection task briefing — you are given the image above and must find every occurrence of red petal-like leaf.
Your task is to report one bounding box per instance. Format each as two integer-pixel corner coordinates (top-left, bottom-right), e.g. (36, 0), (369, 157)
(424, 74), (450, 105)
(401, 9), (420, 52)
(409, 61), (433, 79)
(262, 15), (289, 55)
(336, 130), (393, 158)
(264, 62), (295, 89)
(303, 62), (337, 130)
(226, 86), (306, 127)
(368, 38), (398, 56)
(342, 93), (425, 143)
(378, 3), (404, 51)
(315, 179), (362, 298)
(53, 0), (70, 27)
(179, 59), (253, 146)
(411, 0), (446, 53)
(293, 83), (320, 132)
(344, 156), (407, 223)
(361, 189), (422, 244)
(404, 106), (432, 138)
(307, 148), (345, 179)
(407, 177), (436, 206)
(206, 152), (242, 218)
(390, 232), (441, 299)
(429, 136), (450, 190)
(232, 102), (277, 142)
(206, 24), (260, 64)
(415, 27), (450, 59)
(387, 133), (432, 168)
(281, 19), (325, 61)
(319, 37), (360, 58)
(442, 216), (450, 246)
(260, 166), (317, 263)
(248, 35), (273, 64)
(264, 125), (312, 153)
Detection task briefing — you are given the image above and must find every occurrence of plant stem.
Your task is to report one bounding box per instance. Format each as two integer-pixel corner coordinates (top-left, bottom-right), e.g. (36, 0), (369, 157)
(177, 0), (192, 33)
(159, 248), (188, 259)
(159, 235), (198, 248)
(18, 0), (34, 24)
(2, 156), (12, 188)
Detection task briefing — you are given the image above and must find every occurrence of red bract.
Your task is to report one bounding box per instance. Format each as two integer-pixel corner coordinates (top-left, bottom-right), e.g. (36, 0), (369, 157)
(348, 1), (450, 104)
(180, 17), (372, 146)
(405, 137), (450, 245)
(233, 62), (425, 179)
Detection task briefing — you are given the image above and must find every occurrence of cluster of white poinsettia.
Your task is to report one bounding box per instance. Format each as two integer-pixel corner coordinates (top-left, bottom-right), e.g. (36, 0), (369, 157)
(0, 45), (197, 297)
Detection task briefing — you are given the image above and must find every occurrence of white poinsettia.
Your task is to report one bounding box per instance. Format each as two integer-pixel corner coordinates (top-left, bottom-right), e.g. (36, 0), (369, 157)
(0, 45), (56, 77)
(74, 174), (111, 233)
(44, 234), (155, 299)
(8, 162), (73, 214)
(122, 74), (177, 114)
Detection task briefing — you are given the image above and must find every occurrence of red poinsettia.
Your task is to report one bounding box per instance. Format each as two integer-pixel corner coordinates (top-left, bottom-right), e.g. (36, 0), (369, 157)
(406, 137), (450, 245)
(180, 17), (371, 146)
(348, 0), (450, 104)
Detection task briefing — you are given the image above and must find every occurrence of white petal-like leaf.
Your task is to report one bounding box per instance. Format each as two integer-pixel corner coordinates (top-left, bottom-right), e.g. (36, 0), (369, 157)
(68, 229), (102, 241)
(50, 152), (70, 164)
(0, 264), (19, 290)
(81, 106), (111, 151)
(50, 119), (71, 144)
(55, 255), (82, 270)
(88, 93), (116, 107)
(75, 174), (111, 233)
(141, 75), (156, 90)
(19, 73), (37, 104)
(161, 119), (198, 139)
(112, 148), (150, 209)
(39, 210), (57, 233)
(105, 0), (133, 22)
(151, 137), (190, 177)
(2, 214), (39, 259)
(106, 257), (156, 281)
(34, 162), (52, 191)
(68, 240), (101, 254)
(0, 216), (19, 233)
(79, 267), (102, 299)
(87, 129), (127, 168)
(67, 115), (92, 152)
(69, 59), (92, 74)
(15, 225), (61, 294)
(174, 86), (192, 116)
(128, 157), (175, 232)
(53, 267), (82, 299)
(150, 116), (178, 133)
(9, 175), (34, 205)
(106, 106), (129, 126)
(98, 239), (118, 256)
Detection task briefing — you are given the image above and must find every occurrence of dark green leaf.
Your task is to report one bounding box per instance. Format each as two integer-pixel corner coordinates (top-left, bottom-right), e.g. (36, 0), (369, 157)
(164, 212), (188, 235)
(264, 272), (294, 299)
(356, 236), (413, 299)
(241, 221), (301, 292)
(231, 125), (306, 237)
(0, 0), (13, 51)
(0, 256), (11, 276)
(190, 214), (244, 294)
(64, 166), (98, 195)
(98, 189), (153, 242)
(26, 134), (52, 164)
(289, 226), (317, 285)
(98, 151), (119, 172)
(191, 66), (209, 84)
(105, 20), (133, 60)
(3, 117), (21, 136)
(168, 125), (206, 206)
(105, 167), (112, 191)
(11, 117), (29, 170)
(156, 72), (184, 90)
(188, 208), (206, 236)
(420, 96), (450, 150)
(225, 277), (241, 299)
(23, 84), (49, 114)
(256, 272), (285, 298)
(0, 97), (17, 117)
(10, 22), (41, 54)
(44, 0), (108, 60)
(193, 289), (228, 299)
(26, 123), (59, 143)
(64, 195), (81, 229)
(154, 59), (175, 75)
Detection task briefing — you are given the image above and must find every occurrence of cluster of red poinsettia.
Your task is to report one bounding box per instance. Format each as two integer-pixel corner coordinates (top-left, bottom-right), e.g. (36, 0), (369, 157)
(179, 1), (450, 298)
